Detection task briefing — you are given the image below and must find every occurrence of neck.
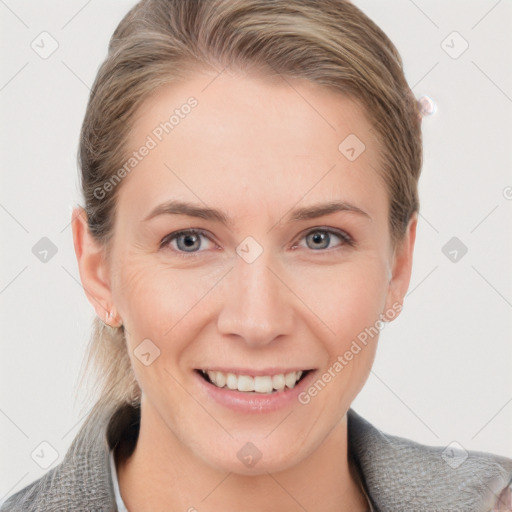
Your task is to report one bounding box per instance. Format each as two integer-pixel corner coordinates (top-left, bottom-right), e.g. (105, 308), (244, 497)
(117, 401), (369, 512)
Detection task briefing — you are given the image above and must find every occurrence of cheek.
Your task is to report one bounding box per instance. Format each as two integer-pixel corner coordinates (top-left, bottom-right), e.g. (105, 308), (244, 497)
(289, 256), (389, 343)
(301, 264), (387, 410)
(116, 261), (173, 336)
(114, 256), (226, 349)
(114, 260), (205, 400)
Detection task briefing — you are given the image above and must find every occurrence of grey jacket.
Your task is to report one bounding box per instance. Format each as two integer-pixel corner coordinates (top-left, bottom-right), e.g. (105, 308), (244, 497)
(2, 403), (511, 511)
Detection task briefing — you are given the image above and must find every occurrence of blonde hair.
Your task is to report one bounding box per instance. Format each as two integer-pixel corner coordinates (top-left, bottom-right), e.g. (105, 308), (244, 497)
(77, 0), (422, 429)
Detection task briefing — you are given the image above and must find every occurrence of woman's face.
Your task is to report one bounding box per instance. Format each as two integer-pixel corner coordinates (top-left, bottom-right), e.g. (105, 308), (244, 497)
(96, 70), (415, 473)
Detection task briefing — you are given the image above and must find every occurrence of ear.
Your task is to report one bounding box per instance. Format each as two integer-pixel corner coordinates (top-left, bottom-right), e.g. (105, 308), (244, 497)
(383, 213), (417, 321)
(71, 206), (119, 325)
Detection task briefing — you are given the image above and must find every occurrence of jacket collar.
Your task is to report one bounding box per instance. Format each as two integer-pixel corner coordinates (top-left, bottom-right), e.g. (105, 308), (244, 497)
(6, 402), (511, 511)
(104, 404), (512, 510)
(346, 408), (512, 511)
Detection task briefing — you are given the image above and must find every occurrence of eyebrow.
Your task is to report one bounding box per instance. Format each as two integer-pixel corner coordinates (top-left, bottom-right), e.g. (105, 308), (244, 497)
(287, 201), (371, 222)
(143, 200), (230, 224)
(142, 199), (371, 225)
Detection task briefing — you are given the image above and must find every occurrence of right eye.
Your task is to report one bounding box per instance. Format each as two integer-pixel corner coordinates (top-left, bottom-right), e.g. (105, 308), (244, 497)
(160, 229), (217, 255)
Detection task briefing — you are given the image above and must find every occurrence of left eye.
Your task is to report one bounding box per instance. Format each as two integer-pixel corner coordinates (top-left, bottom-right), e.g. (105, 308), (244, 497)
(160, 227), (353, 255)
(160, 230), (215, 253)
(295, 228), (353, 250)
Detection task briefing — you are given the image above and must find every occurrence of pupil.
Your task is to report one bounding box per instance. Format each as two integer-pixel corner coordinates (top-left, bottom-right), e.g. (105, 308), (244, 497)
(308, 231), (329, 249)
(179, 233), (199, 251)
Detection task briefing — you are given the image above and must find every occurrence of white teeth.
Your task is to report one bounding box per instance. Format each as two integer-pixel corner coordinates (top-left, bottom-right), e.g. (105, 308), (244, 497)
(271, 373), (285, 391)
(215, 371), (226, 388)
(202, 370), (305, 393)
(226, 373), (238, 390)
(254, 376), (273, 394)
(285, 372), (298, 389)
(237, 375), (254, 392)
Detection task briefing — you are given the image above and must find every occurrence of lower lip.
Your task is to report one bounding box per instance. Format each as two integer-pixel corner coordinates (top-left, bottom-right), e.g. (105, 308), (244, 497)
(194, 370), (315, 413)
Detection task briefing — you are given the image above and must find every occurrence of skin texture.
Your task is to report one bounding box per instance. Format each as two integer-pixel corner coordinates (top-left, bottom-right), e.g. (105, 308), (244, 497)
(72, 69), (417, 512)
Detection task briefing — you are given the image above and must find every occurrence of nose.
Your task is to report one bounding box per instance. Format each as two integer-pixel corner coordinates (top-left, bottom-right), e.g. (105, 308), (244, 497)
(216, 249), (294, 347)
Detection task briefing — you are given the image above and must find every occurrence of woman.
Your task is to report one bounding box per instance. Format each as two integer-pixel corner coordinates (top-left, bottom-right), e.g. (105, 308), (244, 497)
(2, 0), (511, 510)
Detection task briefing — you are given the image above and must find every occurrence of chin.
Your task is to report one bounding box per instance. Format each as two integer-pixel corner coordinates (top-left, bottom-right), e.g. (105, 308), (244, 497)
(198, 440), (305, 476)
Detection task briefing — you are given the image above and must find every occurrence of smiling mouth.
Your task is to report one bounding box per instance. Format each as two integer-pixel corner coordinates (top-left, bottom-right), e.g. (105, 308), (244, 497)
(197, 369), (311, 394)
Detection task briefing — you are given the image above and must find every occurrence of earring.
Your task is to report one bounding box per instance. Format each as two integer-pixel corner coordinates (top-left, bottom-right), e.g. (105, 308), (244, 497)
(104, 307), (122, 328)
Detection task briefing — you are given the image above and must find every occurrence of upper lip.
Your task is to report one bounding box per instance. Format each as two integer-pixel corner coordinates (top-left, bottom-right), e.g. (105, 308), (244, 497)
(197, 368), (313, 377)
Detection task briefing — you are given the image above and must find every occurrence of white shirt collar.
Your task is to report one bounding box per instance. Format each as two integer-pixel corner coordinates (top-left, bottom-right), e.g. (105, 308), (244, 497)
(109, 450), (129, 512)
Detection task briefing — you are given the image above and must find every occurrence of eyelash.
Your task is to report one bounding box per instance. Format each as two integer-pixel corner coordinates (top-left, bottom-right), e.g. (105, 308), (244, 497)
(159, 229), (217, 257)
(159, 227), (355, 257)
(291, 227), (354, 251)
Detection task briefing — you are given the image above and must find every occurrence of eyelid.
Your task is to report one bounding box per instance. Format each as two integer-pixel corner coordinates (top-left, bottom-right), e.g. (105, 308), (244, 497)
(159, 228), (217, 253)
(291, 226), (354, 250)
(160, 226), (354, 254)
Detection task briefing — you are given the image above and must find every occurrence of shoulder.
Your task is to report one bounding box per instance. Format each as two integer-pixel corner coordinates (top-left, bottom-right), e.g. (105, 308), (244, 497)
(347, 408), (512, 511)
(0, 403), (119, 512)
(4, 405), (510, 511)
(0, 456), (114, 512)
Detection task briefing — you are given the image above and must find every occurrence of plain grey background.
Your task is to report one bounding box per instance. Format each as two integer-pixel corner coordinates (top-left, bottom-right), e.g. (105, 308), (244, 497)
(1, 0), (511, 502)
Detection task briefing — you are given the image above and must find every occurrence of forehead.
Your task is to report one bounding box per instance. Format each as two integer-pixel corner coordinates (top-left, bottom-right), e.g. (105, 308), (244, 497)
(117, 70), (386, 225)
